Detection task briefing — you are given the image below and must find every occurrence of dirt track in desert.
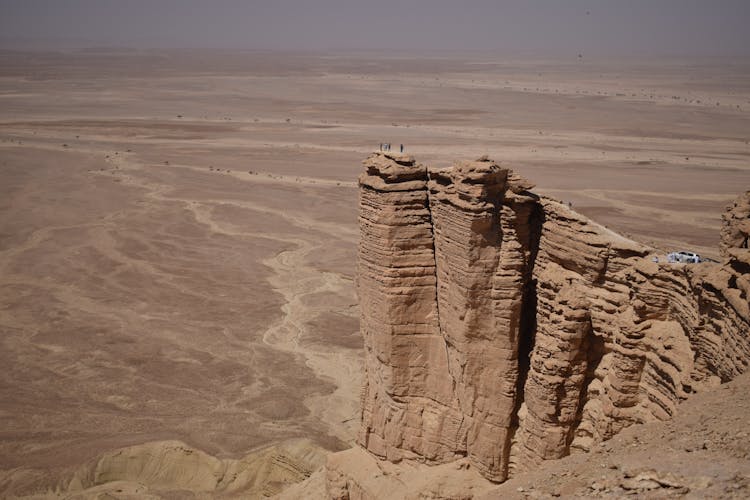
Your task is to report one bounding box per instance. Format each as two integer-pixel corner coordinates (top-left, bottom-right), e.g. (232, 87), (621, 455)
(1, 50), (749, 496)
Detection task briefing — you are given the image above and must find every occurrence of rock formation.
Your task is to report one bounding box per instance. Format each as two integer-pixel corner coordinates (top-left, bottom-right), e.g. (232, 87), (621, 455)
(720, 190), (750, 257)
(6, 439), (328, 499)
(330, 153), (749, 498)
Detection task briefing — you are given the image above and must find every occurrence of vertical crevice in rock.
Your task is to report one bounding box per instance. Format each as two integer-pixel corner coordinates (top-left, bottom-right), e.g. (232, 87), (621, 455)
(513, 275), (598, 469)
(508, 196), (543, 476)
(568, 322), (605, 453)
(424, 169), (456, 408)
(515, 279), (538, 393)
(515, 199), (544, 382)
(511, 199), (615, 470)
(428, 158), (519, 481)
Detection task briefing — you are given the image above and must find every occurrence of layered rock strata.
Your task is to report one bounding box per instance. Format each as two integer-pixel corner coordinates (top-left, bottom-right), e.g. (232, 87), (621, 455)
(349, 153), (749, 496)
(358, 154), (540, 481)
(719, 190), (750, 257)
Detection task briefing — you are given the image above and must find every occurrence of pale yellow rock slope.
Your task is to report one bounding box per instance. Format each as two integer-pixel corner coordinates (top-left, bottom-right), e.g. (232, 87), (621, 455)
(6, 439), (326, 499)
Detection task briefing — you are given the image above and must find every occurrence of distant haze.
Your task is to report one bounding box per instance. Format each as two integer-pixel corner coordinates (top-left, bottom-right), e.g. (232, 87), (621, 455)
(1, 0), (749, 57)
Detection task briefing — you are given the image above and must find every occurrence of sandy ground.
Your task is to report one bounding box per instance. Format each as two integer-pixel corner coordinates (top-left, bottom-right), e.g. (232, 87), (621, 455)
(0, 49), (748, 497)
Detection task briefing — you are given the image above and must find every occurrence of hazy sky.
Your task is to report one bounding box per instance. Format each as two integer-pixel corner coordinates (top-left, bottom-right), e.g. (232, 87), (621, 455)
(1, 0), (749, 56)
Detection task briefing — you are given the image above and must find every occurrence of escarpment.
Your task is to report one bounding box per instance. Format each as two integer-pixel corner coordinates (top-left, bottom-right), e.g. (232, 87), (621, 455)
(337, 153), (749, 497)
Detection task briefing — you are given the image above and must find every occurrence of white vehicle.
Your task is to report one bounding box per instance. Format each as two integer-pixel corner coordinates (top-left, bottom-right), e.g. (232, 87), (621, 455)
(667, 251), (701, 264)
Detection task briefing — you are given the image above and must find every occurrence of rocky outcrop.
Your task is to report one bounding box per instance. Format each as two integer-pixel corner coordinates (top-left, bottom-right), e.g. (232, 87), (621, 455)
(691, 190), (750, 381)
(357, 155), (540, 481)
(720, 190), (750, 257)
(344, 153), (749, 497)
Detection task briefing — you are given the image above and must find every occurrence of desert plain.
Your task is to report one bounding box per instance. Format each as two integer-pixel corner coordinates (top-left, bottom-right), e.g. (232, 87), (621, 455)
(0, 49), (749, 497)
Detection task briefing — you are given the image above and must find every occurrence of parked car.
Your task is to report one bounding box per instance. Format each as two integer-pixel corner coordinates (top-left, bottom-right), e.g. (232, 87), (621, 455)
(667, 251), (701, 264)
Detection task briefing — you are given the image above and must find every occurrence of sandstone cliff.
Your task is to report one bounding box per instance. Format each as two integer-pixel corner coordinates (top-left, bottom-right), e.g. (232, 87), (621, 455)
(720, 190), (750, 257)
(330, 153), (749, 498)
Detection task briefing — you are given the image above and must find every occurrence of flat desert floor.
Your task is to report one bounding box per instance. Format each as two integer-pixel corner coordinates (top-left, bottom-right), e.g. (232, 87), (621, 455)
(0, 50), (748, 497)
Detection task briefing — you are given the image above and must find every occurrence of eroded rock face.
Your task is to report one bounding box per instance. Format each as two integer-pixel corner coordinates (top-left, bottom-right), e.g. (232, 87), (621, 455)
(357, 153), (450, 464)
(358, 154), (541, 481)
(351, 153), (750, 494)
(693, 190), (750, 380)
(720, 190), (750, 257)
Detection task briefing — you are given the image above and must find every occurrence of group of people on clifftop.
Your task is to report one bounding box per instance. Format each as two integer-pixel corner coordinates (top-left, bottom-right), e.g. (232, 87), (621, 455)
(379, 143), (404, 153)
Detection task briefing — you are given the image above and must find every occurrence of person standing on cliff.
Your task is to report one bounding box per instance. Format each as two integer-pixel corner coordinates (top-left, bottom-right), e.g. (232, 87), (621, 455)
(400, 144), (404, 152)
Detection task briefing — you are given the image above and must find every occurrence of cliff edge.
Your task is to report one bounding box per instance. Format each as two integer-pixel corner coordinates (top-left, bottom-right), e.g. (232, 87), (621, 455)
(310, 154), (749, 499)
